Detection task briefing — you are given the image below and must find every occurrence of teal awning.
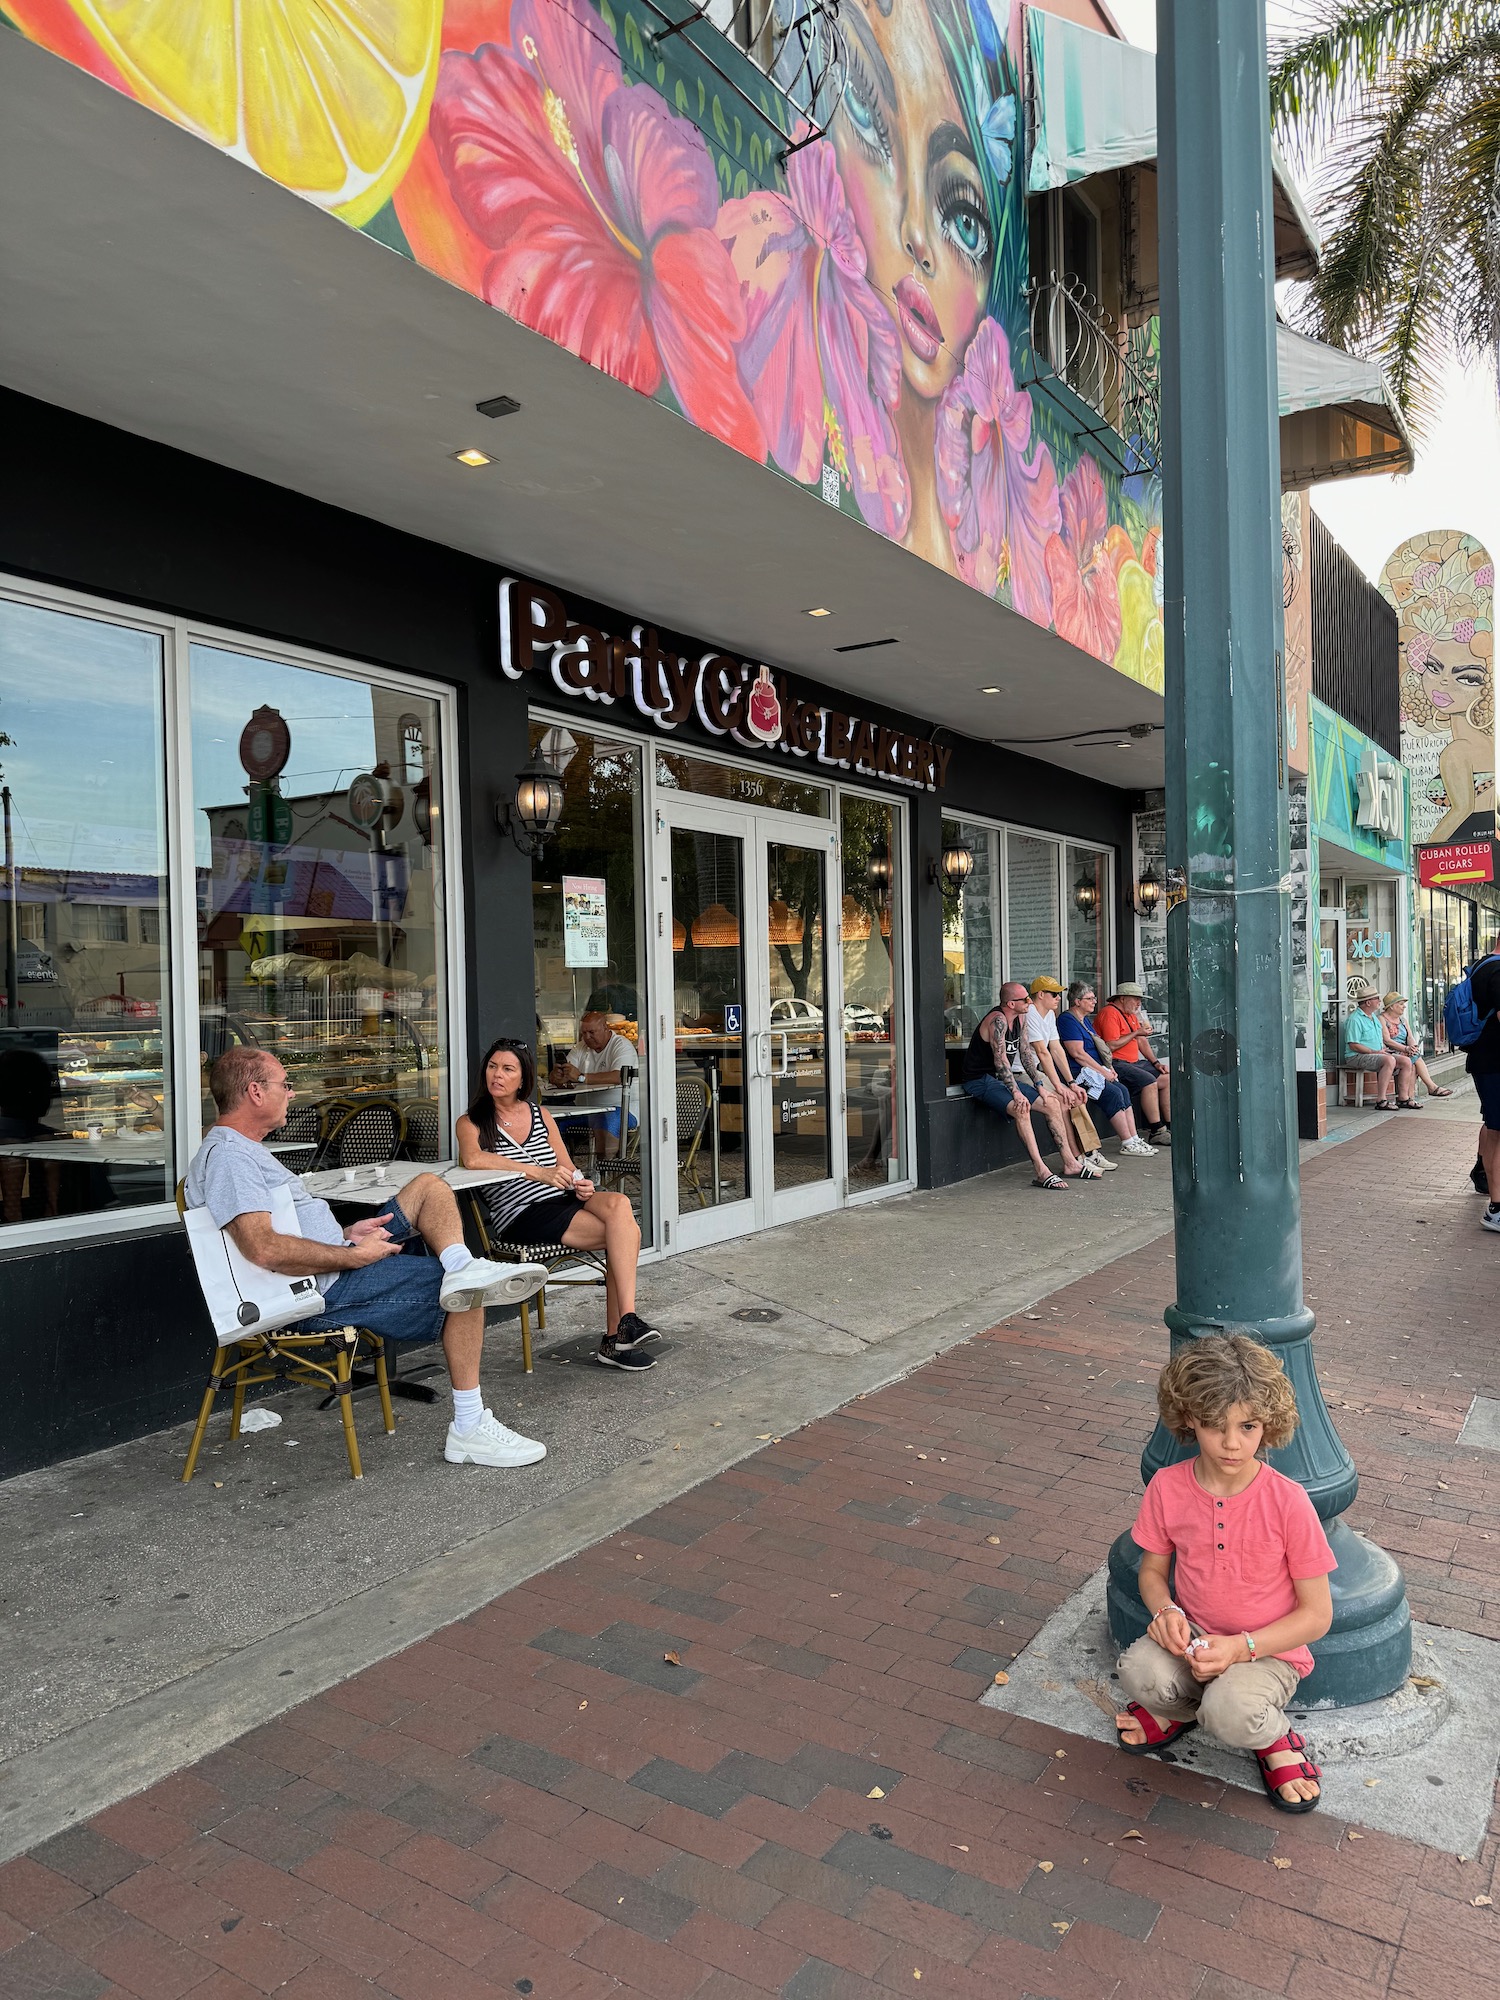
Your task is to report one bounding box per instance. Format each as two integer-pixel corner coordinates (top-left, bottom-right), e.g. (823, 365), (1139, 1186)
(1026, 11), (1320, 269)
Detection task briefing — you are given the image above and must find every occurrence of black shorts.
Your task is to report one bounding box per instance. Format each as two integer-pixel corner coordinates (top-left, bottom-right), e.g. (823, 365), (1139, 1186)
(509, 1192), (587, 1246)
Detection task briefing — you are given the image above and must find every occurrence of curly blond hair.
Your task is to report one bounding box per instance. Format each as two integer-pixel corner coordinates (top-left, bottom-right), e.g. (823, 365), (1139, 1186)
(1156, 1334), (1300, 1450)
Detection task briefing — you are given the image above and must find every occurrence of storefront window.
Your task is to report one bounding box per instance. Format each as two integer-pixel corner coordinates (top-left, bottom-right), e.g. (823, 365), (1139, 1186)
(1066, 845), (1110, 993)
(1, 598), (172, 1228)
(657, 749), (830, 816)
(840, 796), (905, 1190)
(192, 646), (450, 1169)
(530, 724), (648, 1225)
(670, 825), (747, 1208)
(941, 819), (1000, 1086)
(1343, 880), (1397, 1008)
(1006, 832), (1061, 988)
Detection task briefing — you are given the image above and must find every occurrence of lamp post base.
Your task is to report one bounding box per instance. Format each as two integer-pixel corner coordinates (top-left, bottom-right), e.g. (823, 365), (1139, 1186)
(1106, 1519), (1411, 1709)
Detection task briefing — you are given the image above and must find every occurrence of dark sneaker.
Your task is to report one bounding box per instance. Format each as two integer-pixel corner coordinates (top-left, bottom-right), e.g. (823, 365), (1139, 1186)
(1150, 1125), (1172, 1147)
(613, 1312), (661, 1350)
(597, 1337), (657, 1369)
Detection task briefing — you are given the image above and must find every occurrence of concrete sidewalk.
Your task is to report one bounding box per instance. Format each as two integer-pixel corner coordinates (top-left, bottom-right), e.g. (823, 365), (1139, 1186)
(0, 1135), (1179, 1855)
(2, 1091), (1498, 1998)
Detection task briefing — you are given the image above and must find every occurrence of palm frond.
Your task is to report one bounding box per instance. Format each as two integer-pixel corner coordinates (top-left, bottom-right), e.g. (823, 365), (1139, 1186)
(1268, 0), (1491, 137)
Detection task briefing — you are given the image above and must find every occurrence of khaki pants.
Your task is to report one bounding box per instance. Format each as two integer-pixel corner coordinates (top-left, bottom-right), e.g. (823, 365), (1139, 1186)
(1117, 1636), (1301, 1751)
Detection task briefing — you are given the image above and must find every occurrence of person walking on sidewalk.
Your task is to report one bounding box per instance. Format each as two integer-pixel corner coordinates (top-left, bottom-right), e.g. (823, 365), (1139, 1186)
(185, 1047), (550, 1469)
(1462, 953), (1500, 1230)
(1113, 1334), (1335, 1812)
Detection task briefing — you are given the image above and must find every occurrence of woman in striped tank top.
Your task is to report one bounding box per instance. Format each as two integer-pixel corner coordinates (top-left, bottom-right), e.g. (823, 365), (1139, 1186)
(456, 1038), (659, 1370)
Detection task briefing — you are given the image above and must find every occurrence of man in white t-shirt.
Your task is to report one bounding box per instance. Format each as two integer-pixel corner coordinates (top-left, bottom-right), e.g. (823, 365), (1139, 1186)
(550, 1011), (640, 1156)
(1024, 978), (1087, 1110)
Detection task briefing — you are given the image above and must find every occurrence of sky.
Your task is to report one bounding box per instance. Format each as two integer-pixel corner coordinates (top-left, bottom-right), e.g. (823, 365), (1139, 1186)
(1104, 0), (1500, 582)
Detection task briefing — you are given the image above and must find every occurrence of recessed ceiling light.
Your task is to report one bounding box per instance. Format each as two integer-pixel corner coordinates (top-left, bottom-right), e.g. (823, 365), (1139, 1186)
(475, 394), (522, 419)
(805, 606), (832, 617)
(979, 684), (1002, 694)
(453, 447), (492, 467)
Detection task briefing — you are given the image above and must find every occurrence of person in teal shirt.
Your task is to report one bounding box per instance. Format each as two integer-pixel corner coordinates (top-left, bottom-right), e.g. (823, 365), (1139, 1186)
(1343, 990), (1415, 1107)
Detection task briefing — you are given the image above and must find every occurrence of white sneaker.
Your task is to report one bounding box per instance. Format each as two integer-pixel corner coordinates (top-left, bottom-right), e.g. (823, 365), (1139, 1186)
(444, 1409), (547, 1467)
(1089, 1150), (1118, 1172)
(438, 1258), (548, 1311)
(1482, 1204), (1500, 1234)
(1120, 1136), (1158, 1158)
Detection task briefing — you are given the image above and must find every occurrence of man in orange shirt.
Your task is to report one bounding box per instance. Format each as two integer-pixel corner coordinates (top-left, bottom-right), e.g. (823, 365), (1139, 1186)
(1093, 982), (1171, 1146)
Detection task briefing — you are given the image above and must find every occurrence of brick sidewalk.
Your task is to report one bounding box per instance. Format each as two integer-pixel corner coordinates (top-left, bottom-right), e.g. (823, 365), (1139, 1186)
(3, 1119), (1497, 2000)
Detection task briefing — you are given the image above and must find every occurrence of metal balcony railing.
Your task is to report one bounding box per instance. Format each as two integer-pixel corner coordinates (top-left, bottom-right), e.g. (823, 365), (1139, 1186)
(641, 0), (847, 155)
(1023, 272), (1162, 475)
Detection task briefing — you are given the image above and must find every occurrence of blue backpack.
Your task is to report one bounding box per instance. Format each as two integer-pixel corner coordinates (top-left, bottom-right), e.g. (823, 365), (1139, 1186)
(1443, 955), (1500, 1050)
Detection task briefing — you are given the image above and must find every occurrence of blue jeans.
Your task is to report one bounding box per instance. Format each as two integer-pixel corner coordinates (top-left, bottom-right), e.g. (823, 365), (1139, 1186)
(1094, 1080), (1131, 1120)
(301, 1199), (446, 1345)
(964, 1074), (1037, 1115)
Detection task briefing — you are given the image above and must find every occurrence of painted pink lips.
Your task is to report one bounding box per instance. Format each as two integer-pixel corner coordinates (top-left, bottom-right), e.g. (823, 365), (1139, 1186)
(894, 275), (943, 365)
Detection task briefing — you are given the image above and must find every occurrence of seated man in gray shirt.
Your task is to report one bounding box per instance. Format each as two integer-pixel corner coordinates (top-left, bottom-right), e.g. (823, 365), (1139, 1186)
(184, 1047), (549, 1469)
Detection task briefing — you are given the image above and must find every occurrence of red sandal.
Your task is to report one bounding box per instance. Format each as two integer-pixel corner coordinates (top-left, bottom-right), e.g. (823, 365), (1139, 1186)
(1115, 1702), (1197, 1756)
(1254, 1731), (1321, 1813)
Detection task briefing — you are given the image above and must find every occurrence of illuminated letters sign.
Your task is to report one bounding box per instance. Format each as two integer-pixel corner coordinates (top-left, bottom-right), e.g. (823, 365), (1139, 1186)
(499, 576), (951, 792)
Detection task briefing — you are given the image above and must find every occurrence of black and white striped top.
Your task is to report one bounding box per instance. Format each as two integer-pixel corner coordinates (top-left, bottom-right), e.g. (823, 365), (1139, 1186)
(480, 1101), (566, 1238)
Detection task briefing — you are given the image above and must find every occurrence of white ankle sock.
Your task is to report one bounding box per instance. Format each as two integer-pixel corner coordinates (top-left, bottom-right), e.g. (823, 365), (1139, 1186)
(439, 1244), (473, 1275)
(452, 1386), (483, 1433)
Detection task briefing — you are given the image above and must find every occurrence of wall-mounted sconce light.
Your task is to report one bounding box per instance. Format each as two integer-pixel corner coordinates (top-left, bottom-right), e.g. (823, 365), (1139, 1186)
(1074, 875), (1100, 916)
(930, 838), (975, 889)
(1134, 863), (1162, 915)
(866, 839), (893, 894)
(496, 756), (565, 857)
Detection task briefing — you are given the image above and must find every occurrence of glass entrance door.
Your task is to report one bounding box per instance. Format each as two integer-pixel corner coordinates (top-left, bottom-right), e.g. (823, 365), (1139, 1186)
(655, 800), (841, 1248)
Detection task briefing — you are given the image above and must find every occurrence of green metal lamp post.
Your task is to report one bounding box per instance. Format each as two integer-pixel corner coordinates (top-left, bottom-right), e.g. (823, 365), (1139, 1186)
(1104, 0), (1410, 1707)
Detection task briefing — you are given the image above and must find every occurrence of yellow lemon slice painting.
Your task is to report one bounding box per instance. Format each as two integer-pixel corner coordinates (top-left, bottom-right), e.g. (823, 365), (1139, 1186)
(11, 0), (441, 225)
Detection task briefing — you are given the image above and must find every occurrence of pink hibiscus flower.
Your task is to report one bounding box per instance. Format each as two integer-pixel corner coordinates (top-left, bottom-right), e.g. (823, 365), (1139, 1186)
(934, 318), (1059, 615)
(1044, 456), (1122, 661)
(718, 140), (907, 537)
(428, 0), (763, 460)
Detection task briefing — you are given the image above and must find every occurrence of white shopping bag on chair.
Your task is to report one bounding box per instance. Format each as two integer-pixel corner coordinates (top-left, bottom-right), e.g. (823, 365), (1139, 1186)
(183, 1185), (325, 1343)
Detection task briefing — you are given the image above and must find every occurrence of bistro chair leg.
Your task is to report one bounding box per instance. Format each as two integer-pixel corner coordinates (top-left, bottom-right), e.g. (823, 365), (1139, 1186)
(334, 1343), (363, 1480)
(372, 1337), (396, 1435)
(181, 1371), (222, 1483)
(536, 1285), (547, 1333)
(229, 1346), (251, 1440)
(519, 1301), (533, 1376)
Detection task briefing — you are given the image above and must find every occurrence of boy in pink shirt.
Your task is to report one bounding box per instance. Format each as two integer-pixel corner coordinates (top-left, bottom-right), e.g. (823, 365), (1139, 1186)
(1115, 1334), (1336, 1811)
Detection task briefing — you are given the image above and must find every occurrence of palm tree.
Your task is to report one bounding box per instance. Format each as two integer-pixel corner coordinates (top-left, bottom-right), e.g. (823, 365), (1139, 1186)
(1268, 1), (1500, 426)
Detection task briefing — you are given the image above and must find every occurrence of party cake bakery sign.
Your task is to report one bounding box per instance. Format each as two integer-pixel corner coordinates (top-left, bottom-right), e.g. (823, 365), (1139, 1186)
(499, 576), (952, 792)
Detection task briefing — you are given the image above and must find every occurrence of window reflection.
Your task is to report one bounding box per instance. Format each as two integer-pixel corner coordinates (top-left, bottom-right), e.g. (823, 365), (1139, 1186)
(0, 599), (172, 1226)
(192, 647), (449, 1171)
(941, 818), (1000, 1088)
(840, 795), (904, 1190)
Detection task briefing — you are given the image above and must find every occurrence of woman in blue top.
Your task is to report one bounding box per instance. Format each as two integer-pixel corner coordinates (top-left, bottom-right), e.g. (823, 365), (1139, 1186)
(1058, 983), (1159, 1160)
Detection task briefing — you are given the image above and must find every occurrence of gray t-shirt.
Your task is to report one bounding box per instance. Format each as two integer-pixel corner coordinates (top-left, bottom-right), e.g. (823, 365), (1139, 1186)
(184, 1126), (346, 1294)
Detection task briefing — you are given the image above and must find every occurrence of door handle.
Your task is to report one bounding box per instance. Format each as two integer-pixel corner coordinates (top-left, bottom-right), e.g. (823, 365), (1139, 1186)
(775, 1032), (791, 1078)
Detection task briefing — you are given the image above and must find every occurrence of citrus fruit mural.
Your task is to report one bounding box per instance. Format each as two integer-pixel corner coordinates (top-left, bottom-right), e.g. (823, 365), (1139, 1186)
(7, 0), (442, 224)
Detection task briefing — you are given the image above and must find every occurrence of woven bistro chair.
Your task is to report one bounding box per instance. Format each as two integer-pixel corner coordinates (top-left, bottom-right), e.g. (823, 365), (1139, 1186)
(324, 1099), (403, 1170)
(175, 1182), (394, 1482)
(399, 1098), (441, 1162)
(591, 1065), (641, 1192)
(462, 1188), (605, 1375)
(675, 1069), (712, 1209)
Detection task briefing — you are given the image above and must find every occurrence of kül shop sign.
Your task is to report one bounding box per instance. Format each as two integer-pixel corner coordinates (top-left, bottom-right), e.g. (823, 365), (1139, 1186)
(500, 576), (952, 792)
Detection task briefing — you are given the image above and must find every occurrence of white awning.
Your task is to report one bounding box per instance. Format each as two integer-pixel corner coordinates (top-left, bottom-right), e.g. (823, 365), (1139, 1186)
(1276, 325), (1414, 485)
(1026, 9), (1320, 272)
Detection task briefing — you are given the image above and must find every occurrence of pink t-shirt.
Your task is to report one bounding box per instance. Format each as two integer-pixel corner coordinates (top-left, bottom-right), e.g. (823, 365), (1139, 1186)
(1131, 1458), (1337, 1676)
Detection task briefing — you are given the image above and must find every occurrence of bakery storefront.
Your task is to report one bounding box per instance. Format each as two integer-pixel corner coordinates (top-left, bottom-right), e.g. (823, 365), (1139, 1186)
(0, 429), (1135, 1476)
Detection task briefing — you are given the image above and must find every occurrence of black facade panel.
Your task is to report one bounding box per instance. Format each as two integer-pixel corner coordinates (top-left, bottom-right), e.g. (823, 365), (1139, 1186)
(0, 384), (1136, 1474)
(1308, 512), (1401, 754)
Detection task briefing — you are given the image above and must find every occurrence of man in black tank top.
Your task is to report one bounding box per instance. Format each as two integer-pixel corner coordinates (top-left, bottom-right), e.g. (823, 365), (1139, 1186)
(961, 984), (1083, 1190)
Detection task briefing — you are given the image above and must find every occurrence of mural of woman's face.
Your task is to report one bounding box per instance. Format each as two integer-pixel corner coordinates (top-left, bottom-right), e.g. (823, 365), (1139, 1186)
(833, 0), (993, 403)
(1418, 640), (1489, 718)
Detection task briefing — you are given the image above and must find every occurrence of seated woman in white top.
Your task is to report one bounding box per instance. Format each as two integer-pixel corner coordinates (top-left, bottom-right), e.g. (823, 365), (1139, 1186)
(457, 1037), (658, 1371)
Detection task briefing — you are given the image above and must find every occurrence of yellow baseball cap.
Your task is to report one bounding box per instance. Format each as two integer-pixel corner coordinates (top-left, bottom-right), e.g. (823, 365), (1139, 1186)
(1028, 976), (1064, 996)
